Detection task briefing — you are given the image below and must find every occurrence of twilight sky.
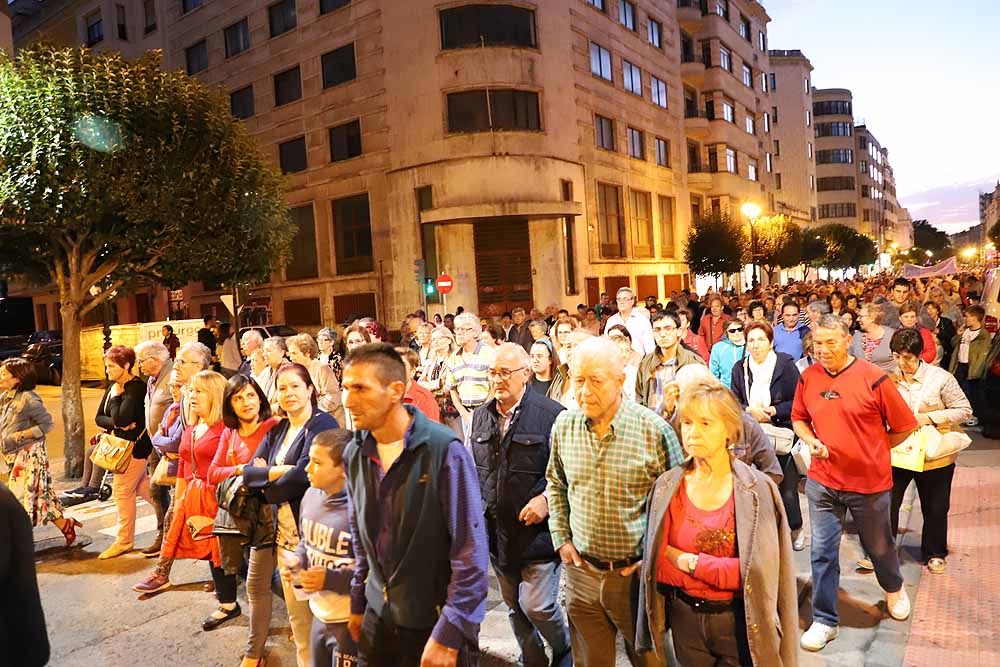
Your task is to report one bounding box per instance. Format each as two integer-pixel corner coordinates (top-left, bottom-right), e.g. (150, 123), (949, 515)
(764, 0), (1000, 233)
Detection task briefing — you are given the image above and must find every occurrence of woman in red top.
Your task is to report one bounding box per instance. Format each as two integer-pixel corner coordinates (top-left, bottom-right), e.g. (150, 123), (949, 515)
(897, 303), (937, 365)
(132, 371), (242, 631)
(636, 384), (798, 666)
(209, 374), (279, 667)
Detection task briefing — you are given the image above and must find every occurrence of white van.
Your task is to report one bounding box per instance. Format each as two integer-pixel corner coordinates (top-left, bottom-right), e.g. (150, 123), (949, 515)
(982, 267), (999, 335)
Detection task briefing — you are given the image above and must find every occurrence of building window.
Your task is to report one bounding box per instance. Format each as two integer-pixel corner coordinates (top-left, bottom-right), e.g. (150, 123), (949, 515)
(650, 76), (667, 108)
(813, 100), (852, 116)
(185, 40), (208, 74)
(806, 110), (812, 127)
(775, 173), (782, 189)
(630, 189), (653, 258)
(623, 60), (642, 96)
(817, 149), (854, 164)
(562, 180), (577, 295)
(619, 0), (635, 30)
(748, 160), (758, 182)
(230, 85), (254, 119)
(726, 147), (737, 173)
(705, 99), (715, 120)
(772, 105), (778, 123)
(765, 152), (772, 172)
(719, 46), (731, 72)
(687, 141), (702, 172)
(627, 127), (645, 160)
(332, 193), (374, 274)
(182, 0), (202, 13)
(816, 122), (853, 137)
(658, 195), (675, 257)
(745, 115), (755, 135)
(595, 114), (614, 150)
(274, 66), (302, 106)
(321, 44), (357, 88)
(285, 298), (322, 326)
(774, 139), (780, 156)
(811, 206), (817, 221)
(817, 176), (856, 191)
(808, 142), (814, 159)
(286, 204), (319, 280)
(116, 4), (127, 40)
(655, 137), (670, 167)
(758, 31), (766, 51)
(804, 76), (810, 93)
(589, 42), (612, 81)
(269, 0), (297, 37)
(320, 0), (350, 14)
(708, 147), (718, 172)
(742, 64), (752, 87)
(585, 0), (605, 12)
(760, 72), (768, 93)
(278, 136), (307, 174)
(863, 208), (871, 222)
(224, 19), (250, 58)
(722, 100), (734, 123)
(329, 119), (362, 162)
(818, 203), (856, 219)
(143, 0), (157, 33)
(763, 111), (770, 133)
(647, 18), (662, 48)
(809, 174), (816, 191)
(715, 1), (729, 20)
(597, 183), (626, 258)
(739, 16), (750, 39)
(446, 89), (541, 132)
(439, 5), (536, 50)
(85, 12), (104, 46)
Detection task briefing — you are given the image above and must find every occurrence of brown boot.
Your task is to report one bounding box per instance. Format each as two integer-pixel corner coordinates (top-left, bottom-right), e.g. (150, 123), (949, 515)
(141, 532), (162, 558)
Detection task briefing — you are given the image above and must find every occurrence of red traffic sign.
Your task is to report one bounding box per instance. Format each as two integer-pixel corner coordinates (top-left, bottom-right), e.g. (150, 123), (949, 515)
(436, 273), (454, 294)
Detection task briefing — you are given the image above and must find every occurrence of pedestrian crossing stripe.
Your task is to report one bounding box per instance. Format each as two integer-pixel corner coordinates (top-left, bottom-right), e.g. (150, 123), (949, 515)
(65, 498), (148, 522)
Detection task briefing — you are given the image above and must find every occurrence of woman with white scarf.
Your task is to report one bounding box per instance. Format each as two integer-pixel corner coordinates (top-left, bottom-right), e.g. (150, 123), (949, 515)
(731, 321), (806, 550)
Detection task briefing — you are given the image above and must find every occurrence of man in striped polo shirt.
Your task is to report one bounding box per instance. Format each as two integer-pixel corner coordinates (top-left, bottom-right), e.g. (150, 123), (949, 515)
(447, 312), (495, 447)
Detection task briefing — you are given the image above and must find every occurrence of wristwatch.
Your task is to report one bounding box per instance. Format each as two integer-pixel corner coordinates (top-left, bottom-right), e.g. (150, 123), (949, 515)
(687, 554), (699, 574)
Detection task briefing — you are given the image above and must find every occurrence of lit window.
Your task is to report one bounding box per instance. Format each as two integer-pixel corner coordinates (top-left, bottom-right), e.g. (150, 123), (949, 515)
(722, 101), (734, 123)
(748, 161), (758, 182)
(745, 115), (755, 134)
(726, 147), (737, 173)
(719, 47), (731, 72)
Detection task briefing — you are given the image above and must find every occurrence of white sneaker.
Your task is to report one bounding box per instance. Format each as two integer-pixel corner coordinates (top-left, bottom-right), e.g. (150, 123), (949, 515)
(792, 529), (806, 551)
(887, 588), (911, 621)
(964, 417), (979, 428)
(800, 622), (839, 651)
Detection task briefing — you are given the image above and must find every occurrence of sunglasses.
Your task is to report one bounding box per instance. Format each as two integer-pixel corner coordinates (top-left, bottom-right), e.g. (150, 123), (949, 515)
(727, 327), (744, 334)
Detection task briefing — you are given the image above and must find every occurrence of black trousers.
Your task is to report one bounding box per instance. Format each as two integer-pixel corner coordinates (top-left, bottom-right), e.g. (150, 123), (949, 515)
(668, 596), (752, 667)
(360, 608), (478, 667)
(209, 563), (238, 604)
(890, 463), (956, 561)
(776, 454), (803, 531)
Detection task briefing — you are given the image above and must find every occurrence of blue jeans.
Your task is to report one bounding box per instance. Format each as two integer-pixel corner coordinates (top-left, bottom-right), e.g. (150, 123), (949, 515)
(494, 561), (572, 667)
(310, 617), (360, 667)
(806, 479), (904, 627)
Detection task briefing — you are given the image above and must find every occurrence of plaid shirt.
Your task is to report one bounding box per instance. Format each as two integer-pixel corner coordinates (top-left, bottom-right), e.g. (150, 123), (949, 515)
(546, 399), (684, 561)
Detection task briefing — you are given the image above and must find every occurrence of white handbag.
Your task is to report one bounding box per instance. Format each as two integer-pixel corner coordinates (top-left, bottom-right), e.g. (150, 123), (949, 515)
(760, 423), (796, 455)
(924, 430), (972, 460)
(791, 440), (811, 475)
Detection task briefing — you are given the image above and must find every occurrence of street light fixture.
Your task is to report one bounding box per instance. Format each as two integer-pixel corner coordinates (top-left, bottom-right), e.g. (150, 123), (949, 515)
(741, 201), (762, 288)
(926, 250), (933, 258)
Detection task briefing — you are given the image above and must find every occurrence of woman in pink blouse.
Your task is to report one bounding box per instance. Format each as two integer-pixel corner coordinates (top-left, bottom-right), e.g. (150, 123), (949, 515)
(636, 384), (799, 666)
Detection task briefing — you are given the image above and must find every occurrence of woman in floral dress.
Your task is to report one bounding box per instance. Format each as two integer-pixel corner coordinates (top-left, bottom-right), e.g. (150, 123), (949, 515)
(0, 358), (81, 546)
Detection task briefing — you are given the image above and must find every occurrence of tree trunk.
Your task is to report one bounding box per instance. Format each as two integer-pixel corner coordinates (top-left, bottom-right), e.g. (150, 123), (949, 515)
(60, 302), (85, 479)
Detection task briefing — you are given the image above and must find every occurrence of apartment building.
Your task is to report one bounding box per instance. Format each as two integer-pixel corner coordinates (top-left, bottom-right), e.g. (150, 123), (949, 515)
(812, 88), (859, 231)
(13, 0), (747, 330)
(889, 206), (914, 250)
(1, 2), (12, 54)
(981, 183), (1000, 236)
(767, 48), (815, 226)
(678, 0), (775, 224)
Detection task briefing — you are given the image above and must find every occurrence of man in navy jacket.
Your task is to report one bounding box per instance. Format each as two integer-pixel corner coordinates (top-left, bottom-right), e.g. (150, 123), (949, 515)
(471, 343), (571, 667)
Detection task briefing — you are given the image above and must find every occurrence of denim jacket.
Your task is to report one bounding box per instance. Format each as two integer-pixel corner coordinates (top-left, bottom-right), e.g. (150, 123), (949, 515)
(0, 390), (54, 455)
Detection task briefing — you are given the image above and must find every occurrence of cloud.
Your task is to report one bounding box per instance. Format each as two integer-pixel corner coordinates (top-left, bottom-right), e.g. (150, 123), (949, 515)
(898, 178), (996, 234)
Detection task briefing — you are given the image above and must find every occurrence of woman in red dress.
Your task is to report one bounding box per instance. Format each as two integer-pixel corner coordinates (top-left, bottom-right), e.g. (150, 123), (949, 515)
(132, 371), (242, 631)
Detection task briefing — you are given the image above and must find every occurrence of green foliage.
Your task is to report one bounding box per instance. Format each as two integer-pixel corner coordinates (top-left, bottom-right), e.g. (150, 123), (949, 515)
(685, 211), (745, 278)
(989, 220), (1000, 248)
(811, 224), (877, 269)
(750, 215), (803, 275)
(0, 44), (294, 295)
(912, 219), (953, 257)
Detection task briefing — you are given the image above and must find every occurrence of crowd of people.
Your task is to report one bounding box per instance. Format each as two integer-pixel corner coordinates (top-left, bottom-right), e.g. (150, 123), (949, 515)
(1, 270), (998, 667)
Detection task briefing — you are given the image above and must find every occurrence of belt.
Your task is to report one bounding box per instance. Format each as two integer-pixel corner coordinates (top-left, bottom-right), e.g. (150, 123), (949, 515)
(657, 583), (738, 614)
(580, 553), (641, 571)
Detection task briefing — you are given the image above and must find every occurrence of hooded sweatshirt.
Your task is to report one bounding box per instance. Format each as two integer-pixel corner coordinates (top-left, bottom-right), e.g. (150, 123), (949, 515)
(295, 487), (355, 623)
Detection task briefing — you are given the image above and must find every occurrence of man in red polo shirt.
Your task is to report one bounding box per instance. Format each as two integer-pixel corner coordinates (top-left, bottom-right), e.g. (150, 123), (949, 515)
(792, 314), (918, 653)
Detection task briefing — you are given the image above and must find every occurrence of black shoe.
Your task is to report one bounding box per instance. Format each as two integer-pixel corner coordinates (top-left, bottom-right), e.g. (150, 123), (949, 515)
(202, 603), (241, 631)
(63, 486), (91, 497)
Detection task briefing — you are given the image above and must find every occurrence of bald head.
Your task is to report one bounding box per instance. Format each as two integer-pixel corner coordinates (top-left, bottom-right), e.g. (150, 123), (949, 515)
(495, 342), (530, 368)
(571, 336), (625, 379)
(491, 342), (532, 408)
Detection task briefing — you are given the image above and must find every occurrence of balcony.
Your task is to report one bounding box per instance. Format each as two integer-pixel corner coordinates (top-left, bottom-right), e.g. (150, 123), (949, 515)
(677, 0), (706, 30)
(688, 170), (712, 191)
(684, 108), (709, 139)
(680, 59), (706, 85)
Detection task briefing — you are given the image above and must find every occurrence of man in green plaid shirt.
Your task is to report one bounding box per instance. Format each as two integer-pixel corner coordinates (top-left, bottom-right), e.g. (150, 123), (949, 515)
(546, 336), (684, 666)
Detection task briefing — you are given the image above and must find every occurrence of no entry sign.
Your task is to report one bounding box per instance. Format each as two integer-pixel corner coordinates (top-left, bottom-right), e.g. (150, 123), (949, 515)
(436, 273), (454, 294)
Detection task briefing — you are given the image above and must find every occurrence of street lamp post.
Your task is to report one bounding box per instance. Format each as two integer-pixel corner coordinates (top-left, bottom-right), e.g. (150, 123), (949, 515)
(741, 202), (762, 289)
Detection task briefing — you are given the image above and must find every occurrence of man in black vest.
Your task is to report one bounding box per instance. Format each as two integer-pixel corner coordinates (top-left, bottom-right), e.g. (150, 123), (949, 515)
(343, 344), (488, 667)
(471, 343), (572, 667)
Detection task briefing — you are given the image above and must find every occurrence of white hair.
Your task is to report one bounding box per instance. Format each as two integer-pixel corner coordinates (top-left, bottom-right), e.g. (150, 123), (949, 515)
(178, 342), (212, 370)
(454, 312), (482, 334)
(674, 364), (719, 394)
(570, 336), (624, 377)
(241, 329), (264, 344)
(135, 340), (170, 362)
(494, 342), (530, 367)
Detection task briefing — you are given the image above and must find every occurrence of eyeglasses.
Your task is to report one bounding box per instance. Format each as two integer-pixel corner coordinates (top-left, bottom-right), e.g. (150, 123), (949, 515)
(454, 327), (475, 333)
(727, 327), (744, 334)
(487, 367), (525, 380)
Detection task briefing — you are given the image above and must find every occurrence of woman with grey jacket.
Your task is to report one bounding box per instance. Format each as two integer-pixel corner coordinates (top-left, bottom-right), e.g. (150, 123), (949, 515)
(636, 383), (798, 666)
(0, 358), (81, 546)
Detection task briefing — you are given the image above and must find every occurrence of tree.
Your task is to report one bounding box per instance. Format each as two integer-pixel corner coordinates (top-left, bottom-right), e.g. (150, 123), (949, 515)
(811, 224), (877, 270)
(750, 215), (802, 280)
(685, 211), (745, 282)
(912, 219), (953, 257)
(989, 220), (1000, 248)
(0, 45), (294, 477)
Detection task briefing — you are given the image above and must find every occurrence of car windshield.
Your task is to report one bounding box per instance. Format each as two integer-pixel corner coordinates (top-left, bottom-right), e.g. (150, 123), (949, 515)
(269, 326), (299, 337)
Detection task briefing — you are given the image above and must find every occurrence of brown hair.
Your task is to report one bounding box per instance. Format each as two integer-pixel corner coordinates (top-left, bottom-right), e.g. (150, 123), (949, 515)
(0, 358), (37, 392)
(104, 344), (136, 372)
(743, 321), (774, 343)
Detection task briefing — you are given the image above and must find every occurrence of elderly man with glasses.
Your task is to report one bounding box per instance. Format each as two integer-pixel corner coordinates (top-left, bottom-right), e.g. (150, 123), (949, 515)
(446, 312), (495, 447)
(470, 343), (572, 667)
(603, 287), (655, 356)
(134, 340), (174, 557)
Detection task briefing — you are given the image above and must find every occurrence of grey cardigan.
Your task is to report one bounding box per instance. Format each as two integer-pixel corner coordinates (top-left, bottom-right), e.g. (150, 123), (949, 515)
(850, 327), (898, 374)
(0, 391), (55, 455)
(636, 459), (799, 666)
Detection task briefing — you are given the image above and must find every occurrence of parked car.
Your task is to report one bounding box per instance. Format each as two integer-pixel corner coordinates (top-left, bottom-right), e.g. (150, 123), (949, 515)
(0, 335), (28, 361)
(27, 330), (62, 347)
(21, 343), (62, 385)
(238, 324), (299, 341)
